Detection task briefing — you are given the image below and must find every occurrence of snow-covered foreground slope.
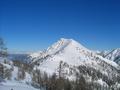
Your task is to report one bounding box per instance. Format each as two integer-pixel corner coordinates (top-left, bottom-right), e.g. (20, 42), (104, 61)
(0, 57), (38, 90)
(0, 81), (39, 90)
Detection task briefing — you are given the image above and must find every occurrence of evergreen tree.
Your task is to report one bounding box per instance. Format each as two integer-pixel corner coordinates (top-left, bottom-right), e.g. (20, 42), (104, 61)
(0, 37), (7, 79)
(0, 37), (7, 57)
(17, 68), (25, 80)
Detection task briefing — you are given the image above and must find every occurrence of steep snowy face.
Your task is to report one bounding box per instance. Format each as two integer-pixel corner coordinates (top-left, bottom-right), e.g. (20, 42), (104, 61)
(44, 38), (96, 65)
(29, 38), (91, 63)
(104, 48), (120, 60)
(30, 38), (95, 64)
(101, 48), (120, 65)
(46, 38), (89, 55)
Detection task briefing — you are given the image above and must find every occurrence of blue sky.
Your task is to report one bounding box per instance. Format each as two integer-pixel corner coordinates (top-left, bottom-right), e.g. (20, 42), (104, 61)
(0, 0), (120, 51)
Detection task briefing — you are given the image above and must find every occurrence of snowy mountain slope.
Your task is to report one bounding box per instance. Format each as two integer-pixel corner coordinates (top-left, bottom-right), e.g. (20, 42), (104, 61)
(99, 48), (120, 65)
(29, 38), (89, 62)
(30, 38), (119, 68)
(29, 38), (120, 85)
(30, 38), (117, 64)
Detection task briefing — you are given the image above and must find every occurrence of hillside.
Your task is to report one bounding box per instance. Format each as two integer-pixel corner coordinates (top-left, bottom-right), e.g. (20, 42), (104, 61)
(29, 38), (120, 87)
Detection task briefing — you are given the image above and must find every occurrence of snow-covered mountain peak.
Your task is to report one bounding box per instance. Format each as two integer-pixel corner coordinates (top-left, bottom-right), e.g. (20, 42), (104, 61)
(29, 38), (95, 64)
(46, 38), (89, 55)
(46, 38), (72, 54)
(29, 38), (119, 76)
(29, 38), (119, 67)
(29, 38), (92, 61)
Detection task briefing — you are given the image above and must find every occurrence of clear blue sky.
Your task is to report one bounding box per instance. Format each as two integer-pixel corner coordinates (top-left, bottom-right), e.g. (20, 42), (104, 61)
(0, 0), (120, 51)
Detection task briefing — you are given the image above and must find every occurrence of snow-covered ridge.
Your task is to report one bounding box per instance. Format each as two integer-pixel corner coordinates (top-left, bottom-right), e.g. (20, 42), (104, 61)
(30, 38), (118, 67)
(29, 38), (88, 59)
(104, 48), (120, 60)
(29, 38), (94, 63)
(46, 38), (90, 55)
(99, 48), (120, 65)
(29, 38), (119, 77)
